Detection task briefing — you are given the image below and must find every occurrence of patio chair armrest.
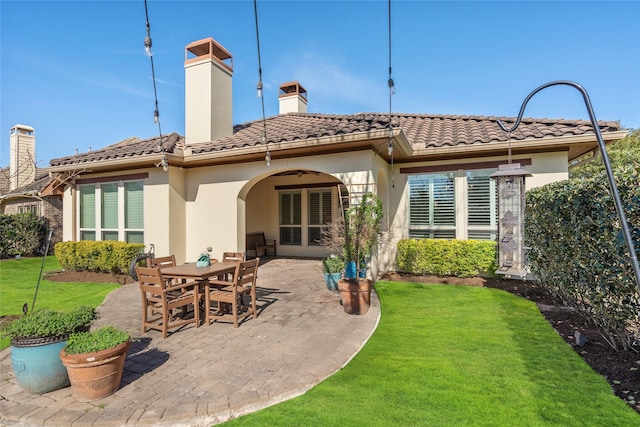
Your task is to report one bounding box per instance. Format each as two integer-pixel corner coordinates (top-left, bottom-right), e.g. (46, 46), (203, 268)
(165, 279), (200, 293)
(207, 278), (233, 288)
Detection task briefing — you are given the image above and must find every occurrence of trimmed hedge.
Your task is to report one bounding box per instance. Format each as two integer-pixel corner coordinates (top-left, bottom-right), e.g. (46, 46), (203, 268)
(55, 241), (144, 274)
(526, 163), (640, 351)
(396, 239), (498, 278)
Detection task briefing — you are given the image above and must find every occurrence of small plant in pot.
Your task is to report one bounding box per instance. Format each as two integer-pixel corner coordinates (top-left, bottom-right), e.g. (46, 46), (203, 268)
(60, 325), (131, 402)
(322, 254), (344, 291)
(321, 192), (383, 314)
(0, 306), (97, 394)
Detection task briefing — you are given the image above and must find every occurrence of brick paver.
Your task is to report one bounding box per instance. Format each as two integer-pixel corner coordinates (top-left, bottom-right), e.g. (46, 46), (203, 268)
(0, 258), (380, 427)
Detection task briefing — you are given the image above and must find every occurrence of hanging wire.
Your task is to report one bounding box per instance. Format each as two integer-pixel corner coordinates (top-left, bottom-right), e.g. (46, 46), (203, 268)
(144, 0), (167, 171)
(254, 0), (270, 166)
(507, 130), (512, 164)
(387, 0), (395, 188)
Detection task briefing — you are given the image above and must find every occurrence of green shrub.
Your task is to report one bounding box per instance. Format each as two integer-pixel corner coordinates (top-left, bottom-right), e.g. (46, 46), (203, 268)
(54, 241), (144, 274)
(396, 239), (498, 278)
(0, 306), (97, 340)
(0, 213), (47, 258)
(322, 255), (344, 273)
(63, 326), (130, 355)
(526, 162), (639, 351)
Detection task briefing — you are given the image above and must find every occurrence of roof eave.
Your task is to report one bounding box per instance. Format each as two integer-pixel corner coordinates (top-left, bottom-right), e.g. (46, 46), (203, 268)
(182, 129), (401, 167)
(407, 130), (628, 163)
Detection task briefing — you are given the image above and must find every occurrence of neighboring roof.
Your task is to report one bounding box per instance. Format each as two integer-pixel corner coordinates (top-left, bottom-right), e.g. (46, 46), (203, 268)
(0, 170), (52, 201)
(0, 167), (50, 197)
(48, 113), (623, 169)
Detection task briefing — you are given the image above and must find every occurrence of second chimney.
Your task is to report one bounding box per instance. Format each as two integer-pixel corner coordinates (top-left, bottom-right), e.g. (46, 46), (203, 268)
(184, 37), (233, 144)
(9, 124), (36, 191)
(279, 82), (307, 114)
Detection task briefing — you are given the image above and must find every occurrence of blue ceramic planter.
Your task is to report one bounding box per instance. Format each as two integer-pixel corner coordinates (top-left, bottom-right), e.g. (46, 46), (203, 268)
(345, 261), (367, 279)
(324, 272), (341, 290)
(11, 336), (70, 394)
(345, 261), (357, 279)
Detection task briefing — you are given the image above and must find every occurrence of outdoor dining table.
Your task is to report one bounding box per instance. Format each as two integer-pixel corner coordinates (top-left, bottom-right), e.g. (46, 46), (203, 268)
(160, 261), (240, 322)
(160, 261), (238, 284)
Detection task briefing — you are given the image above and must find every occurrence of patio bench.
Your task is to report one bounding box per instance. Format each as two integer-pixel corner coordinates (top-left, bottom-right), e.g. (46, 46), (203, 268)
(246, 232), (276, 258)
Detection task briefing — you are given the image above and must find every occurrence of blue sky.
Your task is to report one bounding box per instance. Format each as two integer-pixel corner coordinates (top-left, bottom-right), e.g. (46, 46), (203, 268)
(1, 0), (639, 169)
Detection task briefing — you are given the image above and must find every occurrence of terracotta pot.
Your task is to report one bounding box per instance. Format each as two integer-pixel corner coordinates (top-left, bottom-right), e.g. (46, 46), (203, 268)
(60, 340), (130, 402)
(337, 278), (372, 315)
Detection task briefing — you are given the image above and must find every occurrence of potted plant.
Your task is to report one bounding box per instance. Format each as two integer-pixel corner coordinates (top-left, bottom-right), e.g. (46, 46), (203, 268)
(59, 325), (131, 402)
(322, 192), (383, 314)
(0, 306), (97, 394)
(322, 255), (344, 290)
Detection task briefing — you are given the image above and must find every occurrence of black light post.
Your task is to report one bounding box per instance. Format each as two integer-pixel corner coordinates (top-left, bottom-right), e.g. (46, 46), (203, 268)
(497, 80), (640, 290)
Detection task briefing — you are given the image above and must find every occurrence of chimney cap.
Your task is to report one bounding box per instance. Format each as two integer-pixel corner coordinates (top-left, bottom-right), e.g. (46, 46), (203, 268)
(279, 81), (307, 100)
(185, 37), (233, 71)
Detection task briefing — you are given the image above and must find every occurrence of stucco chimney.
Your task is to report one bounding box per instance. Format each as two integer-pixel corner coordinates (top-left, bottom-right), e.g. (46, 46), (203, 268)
(184, 38), (233, 144)
(279, 82), (307, 114)
(9, 124), (36, 191)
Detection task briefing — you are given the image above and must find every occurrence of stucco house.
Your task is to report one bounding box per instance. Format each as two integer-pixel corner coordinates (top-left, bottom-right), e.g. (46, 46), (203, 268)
(46, 37), (626, 277)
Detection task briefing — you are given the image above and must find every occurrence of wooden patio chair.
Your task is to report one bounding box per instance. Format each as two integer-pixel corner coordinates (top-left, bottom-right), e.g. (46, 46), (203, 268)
(203, 258), (259, 328)
(146, 255), (176, 269)
(216, 252), (246, 282)
(222, 252), (245, 262)
(136, 265), (201, 338)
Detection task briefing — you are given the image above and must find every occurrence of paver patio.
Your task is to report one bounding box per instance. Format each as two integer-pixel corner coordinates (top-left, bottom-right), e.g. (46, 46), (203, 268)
(0, 258), (380, 427)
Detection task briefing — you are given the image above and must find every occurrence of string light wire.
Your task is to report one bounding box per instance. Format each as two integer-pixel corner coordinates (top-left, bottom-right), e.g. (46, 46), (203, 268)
(143, 0), (167, 170)
(387, 0), (395, 188)
(254, 0), (270, 166)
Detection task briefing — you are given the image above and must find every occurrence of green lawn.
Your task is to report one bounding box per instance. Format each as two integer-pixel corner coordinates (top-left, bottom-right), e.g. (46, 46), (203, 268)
(222, 281), (639, 426)
(0, 257), (120, 349)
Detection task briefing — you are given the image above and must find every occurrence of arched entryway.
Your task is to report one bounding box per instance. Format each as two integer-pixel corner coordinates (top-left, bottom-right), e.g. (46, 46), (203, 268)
(241, 169), (346, 258)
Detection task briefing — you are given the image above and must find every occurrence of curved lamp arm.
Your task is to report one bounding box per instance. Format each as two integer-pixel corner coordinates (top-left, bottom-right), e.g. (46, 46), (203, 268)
(497, 80), (640, 290)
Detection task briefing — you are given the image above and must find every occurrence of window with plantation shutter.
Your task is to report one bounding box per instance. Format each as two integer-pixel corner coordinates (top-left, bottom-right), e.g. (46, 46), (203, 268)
(125, 181), (144, 243)
(308, 189), (332, 246)
(101, 183), (118, 229)
(467, 170), (497, 240)
(78, 180), (144, 242)
(79, 185), (95, 229)
(79, 185), (96, 240)
(280, 191), (301, 245)
(408, 173), (455, 239)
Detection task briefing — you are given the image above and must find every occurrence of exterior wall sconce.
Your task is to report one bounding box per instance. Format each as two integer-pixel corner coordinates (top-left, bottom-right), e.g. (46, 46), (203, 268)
(497, 80), (640, 290)
(491, 163), (531, 277)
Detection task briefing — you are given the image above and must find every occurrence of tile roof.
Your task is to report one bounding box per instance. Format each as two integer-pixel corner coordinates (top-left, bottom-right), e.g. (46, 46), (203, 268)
(50, 134), (183, 167)
(49, 113), (620, 167)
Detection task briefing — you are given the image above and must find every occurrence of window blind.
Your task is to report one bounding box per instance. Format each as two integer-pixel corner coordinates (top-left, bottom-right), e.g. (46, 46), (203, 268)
(409, 173), (456, 236)
(79, 185), (95, 229)
(125, 181), (144, 229)
(101, 183), (118, 229)
(280, 191), (302, 245)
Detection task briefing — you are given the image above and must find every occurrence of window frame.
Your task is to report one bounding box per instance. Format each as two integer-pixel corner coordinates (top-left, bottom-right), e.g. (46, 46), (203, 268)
(279, 190), (302, 246)
(307, 188), (332, 246)
(408, 172), (456, 239)
(77, 179), (144, 242)
(408, 168), (497, 241)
